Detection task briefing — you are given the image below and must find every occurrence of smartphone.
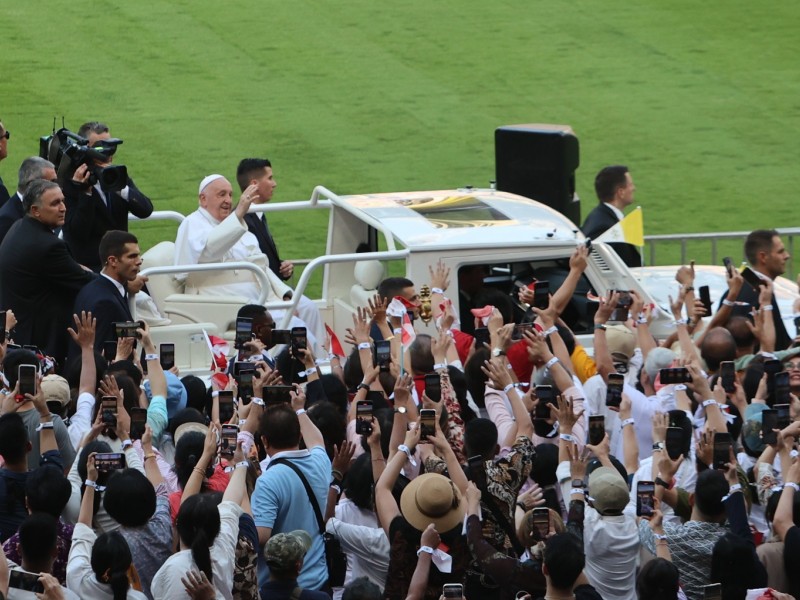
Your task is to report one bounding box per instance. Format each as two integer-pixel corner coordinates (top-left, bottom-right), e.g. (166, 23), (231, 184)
(698, 285), (713, 316)
(218, 390), (235, 423)
(94, 452), (126, 472)
(605, 373), (624, 408)
(18, 364), (36, 397)
(588, 415), (605, 446)
(512, 322), (534, 341)
(741, 267), (765, 291)
(220, 424), (239, 456)
(467, 455), (487, 490)
(374, 339), (391, 373)
(775, 403), (791, 430)
(102, 340), (118, 362)
(702, 583), (722, 600)
(534, 385), (555, 419)
(101, 395), (118, 427)
(532, 507), (550, 539)
(0, 310), (6, 344)
(272, 329), (291, 345)
(234, 317), (253, 350)
(130, 407), (147, 441)
(113, 320), (142, 339)
(420, 408), (436, 440)
(8, 570), (44, 593)
(443, 584), (463, 599)
(290, 326), (307, 354)
(263, 385), (293, 406)
(233, 362), (256, 403)
(636, 481), (655, 517)
(424, 373), (442, 402)
(473, 327), (490, 348)
(795, 316), (800, 337)
(659, 367), (692, 385)
(533, 280), (550, 310)
(775, 371), (791, 405)
(355, 400), (373, 435)
(160, 343), (175, 371)
(713, 432), (732, 470)
(666, 427), (684, 460)
(720, 361), (735, 394)
(761, 408), (778, 446)
(610, 290), (632, 322)
(764, 359), (782, 376)
(722, 256), (734, 278)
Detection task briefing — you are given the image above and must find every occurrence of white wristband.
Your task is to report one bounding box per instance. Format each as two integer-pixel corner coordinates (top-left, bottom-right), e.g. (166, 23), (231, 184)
(398, 444), (417, 467)
(417, 545), (434, 556)
(672, 319), (688, 326)
(144, 353), (159, 362)
(559, 433), (574, 442)
(621, 418), (635, 428)
(300, 367), (316, 377)
(543, 325), (558, 337)
(503, 383), (517, 394)
(84, 479), (104, 491)
(433, 363), (447, 371)
(295, 408), (307, 416)
(674, 384), (687, 392)
(785, 482), (800, 493)
(357, 342), (371, 350)
(251, 397), (265, 406)
(702, 399), (717, 408)
(121, 439), (133, 449)
(762, 305), (774, 311)
(36, 422), (54, 431)
(728, 483), (742, 494)
(393, 328), (403, 335)
(211, 390), (220, 398)
(722, 299), (735, 307)
(235, 461), (249, 470)
(431, 287), (444, 295)
(545, 356), (559, 370)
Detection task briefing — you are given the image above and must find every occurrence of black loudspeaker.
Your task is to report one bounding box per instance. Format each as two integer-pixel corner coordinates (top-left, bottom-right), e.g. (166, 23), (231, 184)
(495, 124), (581, 225)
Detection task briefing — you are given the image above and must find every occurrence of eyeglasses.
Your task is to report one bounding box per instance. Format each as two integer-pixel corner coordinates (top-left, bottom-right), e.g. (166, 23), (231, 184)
(0, 130), (9, 140)
(785, 363), (800, 371)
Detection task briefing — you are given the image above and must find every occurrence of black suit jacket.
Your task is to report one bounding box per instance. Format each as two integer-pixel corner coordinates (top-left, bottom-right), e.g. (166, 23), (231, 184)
(243, 212), (290, 280)
(0, 217), (95, 364)
(0, 176), (9, 208)
(71, 274), (133, 357)
(62, 177), (153, 270)
(0, 193), (23, 245)
(581, 202), (642, 268)
(721, 274), (792, 351)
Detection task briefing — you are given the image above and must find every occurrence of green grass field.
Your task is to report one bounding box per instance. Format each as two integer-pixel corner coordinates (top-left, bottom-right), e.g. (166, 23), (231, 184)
(2, 1), (799, 293)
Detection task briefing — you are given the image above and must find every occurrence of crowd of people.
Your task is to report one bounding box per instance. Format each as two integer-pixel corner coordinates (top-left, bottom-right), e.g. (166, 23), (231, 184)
(1, 117), (800, 600)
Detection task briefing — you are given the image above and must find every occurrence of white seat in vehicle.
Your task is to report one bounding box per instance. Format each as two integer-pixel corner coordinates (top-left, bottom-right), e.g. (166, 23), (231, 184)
(350, 260), (385, 308)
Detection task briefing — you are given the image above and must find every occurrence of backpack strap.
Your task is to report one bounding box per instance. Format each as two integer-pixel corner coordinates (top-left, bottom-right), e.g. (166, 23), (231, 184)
(268, 457), (325, 534)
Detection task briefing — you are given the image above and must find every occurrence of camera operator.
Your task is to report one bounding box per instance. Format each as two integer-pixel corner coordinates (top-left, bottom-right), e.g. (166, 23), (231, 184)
(61, 121), (153, 271)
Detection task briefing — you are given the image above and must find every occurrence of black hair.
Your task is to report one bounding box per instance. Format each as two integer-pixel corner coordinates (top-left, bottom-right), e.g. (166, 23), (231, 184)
(464, 418), (498, 460)
(744, 229), (780, 266)
(343, 453), (375, 511)
(236, 303), (267, 321)
(236, 158), (272, 192)
(635, 557), (680, 600)
(19, 513), (57, 568)
(167, 408), (207, 439)
(765, 488), (800, 525)
(174, 431), (212, 491)
(99, 230), (138, 265)
(78, 441), (113, 517)
(315, 374), (349, 415)
(78, 121), (109, 138)
(542, 533), (585, 589)
(667, 409), (693, 458)
(359, 408), (393, 459)
(342, 576), (382, 600)
(471, 288), (515, 324)
(343, 347), (365, 391)
(711, 532), (767, 598)
(447, 365), (476, 422)
(103, 469), (156, 527)
(694, 469), (728, 517)
(25, 465), (71, 518)
(181, 375), (210, 415)
(742, 356), (765, 405)
(307, 401), (346, 460)
(377, 277), (414, 302)
(105, 359), (143, 387)
(531, 444), (561, 514)
(91, 531), (133, 600)
(464, 346), (490, 408)
(176, 493), (222, 581)
(3, 349), (39, 387)
(0, 412), (28, 463)
(259, 403), (301, 451)
(594, 165), (629, 203)
(113, 374), (140, 415)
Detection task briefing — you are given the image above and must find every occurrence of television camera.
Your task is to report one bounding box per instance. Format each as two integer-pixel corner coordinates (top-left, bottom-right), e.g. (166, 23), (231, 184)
(40, 125), (128, 192)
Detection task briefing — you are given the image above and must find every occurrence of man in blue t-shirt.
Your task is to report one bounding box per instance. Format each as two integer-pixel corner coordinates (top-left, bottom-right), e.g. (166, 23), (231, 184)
(252, 391), (331, 591)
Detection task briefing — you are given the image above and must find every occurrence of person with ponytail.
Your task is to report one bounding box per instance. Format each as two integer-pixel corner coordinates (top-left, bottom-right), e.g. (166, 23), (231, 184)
(66, 453), (147, 599)
(151, 435), (247, 600)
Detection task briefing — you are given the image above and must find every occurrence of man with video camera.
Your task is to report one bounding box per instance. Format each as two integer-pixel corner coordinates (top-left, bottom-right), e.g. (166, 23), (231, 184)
(61, 121), (153, 271)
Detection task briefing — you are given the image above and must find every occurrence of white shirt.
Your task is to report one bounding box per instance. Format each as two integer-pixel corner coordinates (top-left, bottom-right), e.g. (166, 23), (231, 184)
(66, 523), (148, 599)
(583, 507), (639, 600)
(611, 386), (679, 461)
(630, 449), (697, 525)
(606, 203), (624, 221)
(101, 273), (126, 298)
(151, 500), (243, 600)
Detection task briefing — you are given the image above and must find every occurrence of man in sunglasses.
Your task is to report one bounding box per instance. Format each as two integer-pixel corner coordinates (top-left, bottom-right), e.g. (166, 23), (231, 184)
(0, 120), (10, 208)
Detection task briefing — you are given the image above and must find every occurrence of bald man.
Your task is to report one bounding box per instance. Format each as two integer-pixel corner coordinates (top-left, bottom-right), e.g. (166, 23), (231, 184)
(174, 175), (320, 347)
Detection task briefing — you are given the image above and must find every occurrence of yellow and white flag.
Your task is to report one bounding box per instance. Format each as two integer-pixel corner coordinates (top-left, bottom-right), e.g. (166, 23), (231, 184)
(596, 206), (643, 247)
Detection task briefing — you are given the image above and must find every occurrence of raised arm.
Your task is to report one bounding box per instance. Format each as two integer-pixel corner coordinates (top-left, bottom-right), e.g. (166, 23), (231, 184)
(291, 386), (324, 449)
(376, 425), (421, 537)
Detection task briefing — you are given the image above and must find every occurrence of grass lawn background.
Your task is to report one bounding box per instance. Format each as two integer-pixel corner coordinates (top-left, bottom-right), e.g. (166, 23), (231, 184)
(2, 0), (798, 294)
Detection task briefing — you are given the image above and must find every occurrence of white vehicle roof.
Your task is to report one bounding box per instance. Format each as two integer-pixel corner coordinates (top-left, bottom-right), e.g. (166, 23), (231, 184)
(335, 189), (584, 250)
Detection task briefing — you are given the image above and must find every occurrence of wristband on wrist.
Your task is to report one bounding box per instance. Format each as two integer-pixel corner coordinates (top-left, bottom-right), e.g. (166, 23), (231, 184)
(121, 439), (133, 449)
(300, 367), (316, 378)
(398, 444), (417, 467)
(570, 489), (586, 497)
(417, 545), (434, 557)
(653, 533), (668, 541)
(672, 319), (688, 326)
(357, 342), (371, 350)
(516, 501), (527, 510)
(431, 287), (444, 294)
(144, 453), (157, 461)
(36, 422), (54, 431)
(144, 353), (159, 362)
(84, 479), (105, 491)
(295, 408), (307, 416)
(251, 397), (265, 406)
(702, 399), (718, 408)
(786, 482), (800, 493)
(433, 362), (447, 371)
(211, 390), (220, 398)
(330, 483), (342, 495)
(559, 433), (574, 442)
(235, 461), (249, 470)
(636, 316), (648, 325)
(393, 328), (403, 335)
(683, 286), (695, 292)
(503, 382), (518, 394)
(621, 418), (635, 428)
(544, 356), (559, 370)
(356, 383), (370, 392)
(722, 298), (735, 307)
(762, 305), (774, 311)
(674, 384), (687, 391)
(543, 325), (558, 337)
(593, 323), (606, 331)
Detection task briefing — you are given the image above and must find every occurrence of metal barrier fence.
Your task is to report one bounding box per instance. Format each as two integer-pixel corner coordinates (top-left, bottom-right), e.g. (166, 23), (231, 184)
(645, 228), (800, 278)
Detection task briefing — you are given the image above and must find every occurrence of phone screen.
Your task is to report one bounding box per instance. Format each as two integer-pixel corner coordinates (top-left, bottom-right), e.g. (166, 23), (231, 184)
(130, 407), (147, 441)
(18, 364), (36, 397)
(220, 425), (239, 456)
(741, 267), (765, 291)
(775, 371), (790, 405)
(234, 317), (253, 350)
(113, 321), (141, 339)
(532, 508), (550, 539)
(263, 386), (293, 406)
(588, 415), (605, 446)
(94, 452), (126, 472)
(605, 373), (624, 408)
(535, 385), (555, 419)
(473, 327), (490, 348)
(698, 285), (713, 316)
(233, 362), (256, 403)
(468, 455), (487, 489)
(8, 570), (44, 593)
(659, 367), (691, 385)
(761, 409), (778, 446)
(355, 400), (373, 435)
(374, 340), (391, 372)
(610, 290), (632, 322)
(420, 409), (436, 440)
(160, 343), (175, 370)
(218, 390), (235, 423)
(443, 584), (463, 599)
(101, 396), (118, 427)
(713, 432), (732, 470)
(666, 427), (683, 460)
(720, 361), (735, 393)
(533, 280), (550, 310)
(636, 481), (655, 517)
(775, 404), (791, 430)
(512, 322), (534, 341)
(424, 373), (442, 402)
(795, 316), (800, 337)
(291, 327), (307, 353)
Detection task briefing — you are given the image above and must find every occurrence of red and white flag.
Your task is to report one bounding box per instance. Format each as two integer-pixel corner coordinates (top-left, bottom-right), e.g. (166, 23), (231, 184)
(401, 311), (416, 349)
(325, 323), (345, 359)
(203, 329), (231, 388)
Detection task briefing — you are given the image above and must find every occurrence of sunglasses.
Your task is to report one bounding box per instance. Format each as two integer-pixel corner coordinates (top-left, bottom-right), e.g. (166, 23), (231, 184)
(0, 130), (9, 140)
